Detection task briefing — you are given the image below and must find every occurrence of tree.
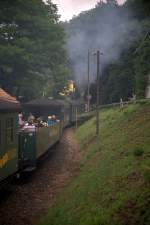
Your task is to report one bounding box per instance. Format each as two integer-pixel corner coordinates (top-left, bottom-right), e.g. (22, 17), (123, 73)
(125, 0), (150, 18)
(0, 0), (70, 100)
(106, 0), (118, 6)
(134, 37), (150, 98)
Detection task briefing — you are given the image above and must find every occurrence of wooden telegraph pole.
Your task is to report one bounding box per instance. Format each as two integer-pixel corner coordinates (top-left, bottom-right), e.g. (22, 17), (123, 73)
(96, 50), (100, 135)
(95, 50), (103, 135)
(87, 50), (90, 112)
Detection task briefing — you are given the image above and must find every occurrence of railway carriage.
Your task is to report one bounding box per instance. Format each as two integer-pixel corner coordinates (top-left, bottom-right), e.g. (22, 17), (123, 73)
(18, 98), (70, 170)
(68, 99), (86, 124)
(24, 98), (70, 128)
(0, 89), (20, 183)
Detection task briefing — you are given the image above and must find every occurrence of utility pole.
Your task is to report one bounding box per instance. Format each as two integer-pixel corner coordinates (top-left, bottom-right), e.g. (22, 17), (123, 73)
(96, 50), (100, 135)
(87, 50), (90, 112)
(95, 50), (103, 135)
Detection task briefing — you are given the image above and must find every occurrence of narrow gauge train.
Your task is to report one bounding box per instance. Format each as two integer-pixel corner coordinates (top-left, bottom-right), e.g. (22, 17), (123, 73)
(0, 89), (85, 184)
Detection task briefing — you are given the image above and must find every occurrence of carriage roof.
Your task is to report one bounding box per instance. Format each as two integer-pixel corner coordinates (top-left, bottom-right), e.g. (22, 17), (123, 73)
(0, 88), (20, 112)
(24, 98), (69, 107)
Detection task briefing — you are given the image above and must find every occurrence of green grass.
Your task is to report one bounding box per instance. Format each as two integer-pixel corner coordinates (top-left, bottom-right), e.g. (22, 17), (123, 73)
(39, 103), (150, 225)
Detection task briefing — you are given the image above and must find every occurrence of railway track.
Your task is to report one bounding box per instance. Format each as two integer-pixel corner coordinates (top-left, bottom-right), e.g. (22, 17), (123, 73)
(0, 128), (81, 225)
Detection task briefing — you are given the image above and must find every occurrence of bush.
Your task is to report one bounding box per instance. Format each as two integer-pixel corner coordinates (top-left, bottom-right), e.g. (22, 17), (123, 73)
(133, 148), (144, 157)
(139, 100), (147, 105)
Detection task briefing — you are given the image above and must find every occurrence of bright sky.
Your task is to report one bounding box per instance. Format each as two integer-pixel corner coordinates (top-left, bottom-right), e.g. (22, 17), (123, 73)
(52, 0), (126, 21)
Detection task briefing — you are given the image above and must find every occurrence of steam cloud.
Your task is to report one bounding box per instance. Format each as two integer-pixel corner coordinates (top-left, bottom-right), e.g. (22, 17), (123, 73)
(65, 2), (139, 88)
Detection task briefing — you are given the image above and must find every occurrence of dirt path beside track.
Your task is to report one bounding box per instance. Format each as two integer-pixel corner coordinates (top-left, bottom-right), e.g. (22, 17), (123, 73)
(0, 128), (81, 225)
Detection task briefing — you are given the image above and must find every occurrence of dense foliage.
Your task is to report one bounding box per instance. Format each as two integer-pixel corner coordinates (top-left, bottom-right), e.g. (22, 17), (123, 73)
(0, 0), (70, 101)
(65, 0), (150, 103)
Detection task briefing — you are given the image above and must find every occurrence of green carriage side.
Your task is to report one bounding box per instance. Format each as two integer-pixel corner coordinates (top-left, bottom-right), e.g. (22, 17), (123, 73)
(36, 123), (60, 158)
(0, 89), (20, 182)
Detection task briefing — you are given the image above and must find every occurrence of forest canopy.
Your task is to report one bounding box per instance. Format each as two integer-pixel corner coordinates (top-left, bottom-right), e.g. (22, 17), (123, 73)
(0, 0), (70, 101)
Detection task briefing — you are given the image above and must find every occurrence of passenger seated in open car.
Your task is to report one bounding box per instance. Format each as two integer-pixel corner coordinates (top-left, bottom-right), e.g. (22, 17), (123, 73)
(48, 116), (53, 126)
(28, 112), (35, 124)
(52, 115), (57, 123)
(48, 115), (57, 126)
(18, 112), (25, 128)
(35, 117), (44, 127)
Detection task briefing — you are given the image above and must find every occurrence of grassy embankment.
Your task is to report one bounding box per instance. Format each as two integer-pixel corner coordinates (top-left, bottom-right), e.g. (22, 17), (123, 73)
(39, 101), (150, 225)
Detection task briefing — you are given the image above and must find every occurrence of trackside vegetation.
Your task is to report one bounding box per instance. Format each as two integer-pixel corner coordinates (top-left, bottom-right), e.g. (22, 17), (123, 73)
(39, 102), (150, 225)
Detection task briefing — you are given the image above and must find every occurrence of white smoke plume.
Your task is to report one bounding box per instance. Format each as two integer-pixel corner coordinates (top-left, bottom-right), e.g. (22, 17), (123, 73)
(65, 2), (140, 87)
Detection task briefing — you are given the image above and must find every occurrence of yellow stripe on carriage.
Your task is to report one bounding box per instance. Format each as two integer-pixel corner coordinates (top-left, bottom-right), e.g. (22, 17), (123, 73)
(0, 149), (16, 168)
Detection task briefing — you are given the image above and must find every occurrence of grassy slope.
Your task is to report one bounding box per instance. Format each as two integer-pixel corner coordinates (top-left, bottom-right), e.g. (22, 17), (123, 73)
(39, 102), (150, 225)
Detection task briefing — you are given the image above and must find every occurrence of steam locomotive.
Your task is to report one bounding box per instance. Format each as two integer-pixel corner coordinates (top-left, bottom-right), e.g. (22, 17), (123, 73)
(0, 88), (85, 184)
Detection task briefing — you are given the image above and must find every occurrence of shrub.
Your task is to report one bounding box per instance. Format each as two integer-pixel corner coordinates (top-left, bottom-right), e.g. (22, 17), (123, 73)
(133, 148), (144, 157)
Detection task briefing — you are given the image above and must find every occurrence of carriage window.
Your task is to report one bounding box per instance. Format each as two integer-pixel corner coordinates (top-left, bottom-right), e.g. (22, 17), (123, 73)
(6, 118), (14, 144)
